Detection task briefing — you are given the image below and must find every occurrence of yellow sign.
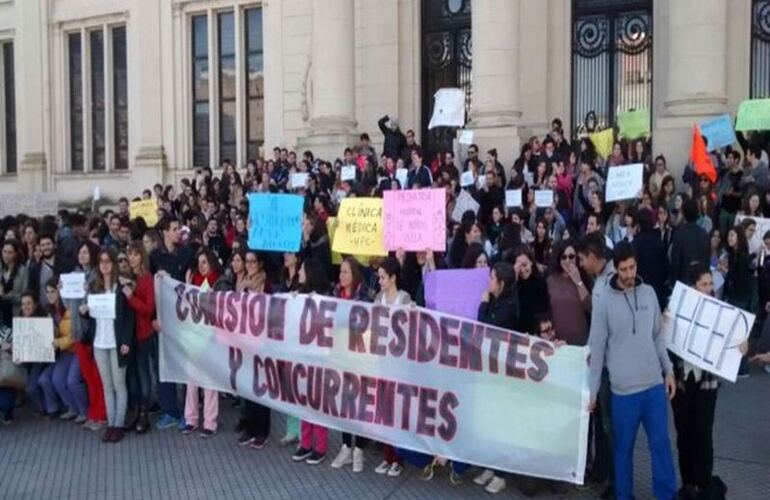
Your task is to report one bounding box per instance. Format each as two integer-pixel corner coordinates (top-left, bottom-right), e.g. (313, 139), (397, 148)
(331, 198), (387, 257)
(590, 128), (614, 160)
(129, 199), (158, 227)
(327, 217), (370, 265)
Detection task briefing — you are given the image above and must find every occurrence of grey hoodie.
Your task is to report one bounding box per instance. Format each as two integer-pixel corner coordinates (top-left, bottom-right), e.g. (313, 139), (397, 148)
(588, 275), (673, 399)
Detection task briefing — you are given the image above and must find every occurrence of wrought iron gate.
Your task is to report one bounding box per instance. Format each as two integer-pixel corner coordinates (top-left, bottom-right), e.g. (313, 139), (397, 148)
(571, 0), (653, 136)
(421, 0), (471, 157)
(752, 0), (770, 98)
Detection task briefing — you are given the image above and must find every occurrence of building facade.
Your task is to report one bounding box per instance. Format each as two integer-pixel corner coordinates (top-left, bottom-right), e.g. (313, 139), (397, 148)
(0, 0), (768, 203)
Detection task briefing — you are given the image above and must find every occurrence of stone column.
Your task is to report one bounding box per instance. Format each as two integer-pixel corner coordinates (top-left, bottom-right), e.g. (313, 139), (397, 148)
(298, 0), (358, 159)
(466, 0), (523, 170)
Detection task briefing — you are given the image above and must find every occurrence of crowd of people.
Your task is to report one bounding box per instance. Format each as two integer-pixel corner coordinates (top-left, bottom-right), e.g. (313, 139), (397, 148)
(1, 113), (770, 500)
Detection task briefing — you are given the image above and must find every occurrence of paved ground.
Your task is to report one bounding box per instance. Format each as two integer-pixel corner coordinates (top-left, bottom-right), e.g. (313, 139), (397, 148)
(0, 370), (768, 500)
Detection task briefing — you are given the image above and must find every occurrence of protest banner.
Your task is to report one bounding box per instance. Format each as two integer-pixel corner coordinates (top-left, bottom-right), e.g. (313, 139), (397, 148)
(451, 189), (480, 222)
(460, 170), (474, 188)
(88, 293), (116, 319)
(129, 199), (159, 227)
(289, 172), (309, 190)
(605, 163), (644, 202)
(424, 268), (490, 320)
(340, 166), (356, 182)
(665, 282), (753, 382)
(383, 189), (446, 252)
(395, 168), (408, 188)
(700, 114), (736, 150)
(332, 198), (387, 256)
(535, 190), (554, 208)
(590, 128), (614, 159)
(12, 317), (55, 364)
(505, 189), (523, 208)
(617, 109), (650, 139)
(0, 193), (59, 218)
(428, 88), (465, 129)
(458, 129), (474, 145)
(327, 216), (370, 266)
(247, 193), (304, 252)
(735, 98), (770, 131)
(60, 273), (86, 299)
(156, 275), (590, 483)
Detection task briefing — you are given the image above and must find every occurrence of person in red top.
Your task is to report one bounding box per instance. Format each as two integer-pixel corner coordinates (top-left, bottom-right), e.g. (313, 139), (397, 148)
(182, 248), (221, 438)
(123, 242), (155, 434)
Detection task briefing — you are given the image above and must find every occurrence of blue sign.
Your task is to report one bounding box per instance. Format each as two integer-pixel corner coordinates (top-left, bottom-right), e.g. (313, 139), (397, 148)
(247, 193), (304, 252)
(700, 113), (736, 151)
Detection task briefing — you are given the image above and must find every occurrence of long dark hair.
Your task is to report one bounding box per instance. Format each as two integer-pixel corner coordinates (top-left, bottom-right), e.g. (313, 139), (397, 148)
(91, 248), (119, 293)
(340, 257), (363, 292)
(492, 262), (516, 297)
(549, 238), (579, 275)
(300, 257), (329, 294)
(378, 256), (402, 290)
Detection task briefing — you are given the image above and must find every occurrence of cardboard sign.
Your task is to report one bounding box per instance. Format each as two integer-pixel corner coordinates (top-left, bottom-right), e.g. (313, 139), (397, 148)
(605, 163), (644, 202)
(88, 293), (116, 319)
(459, 129), (474, 145)
(247, 194), (304, 252)
(451, 190), (480, 223)
(60, 273), (86, 299)
(129, 199), (159, 227)
(331, 198), (387, 256)
(735, 99), (770, 131)
(340, 166), (356, 182)
(460, 170), (475, 188)
(505, 189), (523, 208)
(327, 217), (370, 266)
(383, 189), (446, 252)
(12, 317), (55, 363)
(424, 268), (490, 320)
(289, 173), (309, 190)
(535, 190), (554, 208)
(590, 128), (614, 159)
(428, 88), (466, 129)
(617, 109), (650, 140)
(700, 113), (736, 150)
(395, 168), (409, 188)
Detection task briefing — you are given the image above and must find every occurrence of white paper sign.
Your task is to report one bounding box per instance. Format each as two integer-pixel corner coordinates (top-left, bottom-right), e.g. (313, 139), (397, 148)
(605, 163), (644, 202)
(60, 273), (86, 299)
(459, 129), (474, 145)
(12, 317), (55, 363)
(93, 186), (101, 201)
(341, 166), (356, 182)
(395, 168), (409, 188)
(506, 189), (523, 208)
(451, 190), (480, 222)
(535, 190), (554, 208)
(88, 293), (116, 319)
(460, 170), (475, 188)
(428, 88), (466, 129)
(476, 175), (487, 190)
(289, 173), (309, 190)
(665, 281), (753, 382)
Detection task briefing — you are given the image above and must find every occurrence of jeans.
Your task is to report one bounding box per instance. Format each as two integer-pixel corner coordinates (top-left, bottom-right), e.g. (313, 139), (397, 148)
(94, 348), (128, 428)
(611, 384), (677, 500)
(593, 371), (615, 484)
(0, 387), (15, 419)
(38, 352), (87, 417)
(152, 336), (179, 418)
(129, 337), (154, 408)
(342, 433), (369, 449)
(242, 400), (270, 439)
(25, 363), (45, 413)
(672, 379), (718, 490)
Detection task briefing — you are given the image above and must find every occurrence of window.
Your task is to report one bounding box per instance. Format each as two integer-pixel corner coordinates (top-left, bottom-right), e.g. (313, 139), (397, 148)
(1, 41), (16, 174)
(67, 24), (128, 172)
(245, 8), (264, 161)
(191, 7), (264, 167)
(751, 0), (770, 98)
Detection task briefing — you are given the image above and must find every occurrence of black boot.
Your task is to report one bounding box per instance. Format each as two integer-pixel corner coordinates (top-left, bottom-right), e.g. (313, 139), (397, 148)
(135, 410), (150, 434)
(125, 407), (139, 431)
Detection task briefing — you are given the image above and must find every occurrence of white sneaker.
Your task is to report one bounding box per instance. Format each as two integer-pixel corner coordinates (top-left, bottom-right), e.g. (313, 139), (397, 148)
(374, 460), (390, 474)
(485, 476), (506, 494)
(474, 468), (495, 486)
(387, 463), (403, 477)
(331, 445), (353, 469)
(352, 447), (364, 472)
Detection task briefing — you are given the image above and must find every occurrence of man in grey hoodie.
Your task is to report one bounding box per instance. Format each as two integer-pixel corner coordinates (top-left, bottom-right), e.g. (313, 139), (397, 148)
(588, 242), (677, 500)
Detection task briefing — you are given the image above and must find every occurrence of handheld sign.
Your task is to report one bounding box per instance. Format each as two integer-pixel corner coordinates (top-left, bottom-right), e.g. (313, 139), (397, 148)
(383, 188), (446, 252)
(590, 128), (614, 159)
(424, 268), (490, 320)
(735, 99), (770, 131)
(535, 190), (554, 208)
(60, 273), (86, 299)
(700, 114), (736, 150)
(460, 170), (475, 188)
(130, 199), (159, 227)
(289, 172), (309, 190)
(617, 108), (650, 139)
(459, 129), (474, 145)
(12, 317), (55, 363)
(340, 166), (356, 182)
(665, 281), (753, 382)
(505, 189), (523, 208)
(451, 189), (480, 222)
(247, 193), (304, 252)
(327, 217), (370, 265)
(428, 88), (466, 129)
(88, 293), (117, 319)
(395, 168), (408, 188)
(332, 198), (387, 256)
(605, 163), (644, 202)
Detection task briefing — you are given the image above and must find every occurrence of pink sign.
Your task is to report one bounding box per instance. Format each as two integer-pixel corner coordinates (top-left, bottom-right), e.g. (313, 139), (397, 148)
(383, 188), (446, 251)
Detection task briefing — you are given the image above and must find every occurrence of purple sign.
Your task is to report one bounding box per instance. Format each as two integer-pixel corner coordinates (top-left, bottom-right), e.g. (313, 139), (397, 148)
(424, 268), (490, 320)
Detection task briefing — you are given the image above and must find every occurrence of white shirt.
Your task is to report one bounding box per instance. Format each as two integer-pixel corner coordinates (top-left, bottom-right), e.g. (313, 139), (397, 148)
(93, 285), (117, 349)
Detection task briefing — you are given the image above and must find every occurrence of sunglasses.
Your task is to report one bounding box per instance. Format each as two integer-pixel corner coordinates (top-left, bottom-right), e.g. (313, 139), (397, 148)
(561, 253), (577, 261)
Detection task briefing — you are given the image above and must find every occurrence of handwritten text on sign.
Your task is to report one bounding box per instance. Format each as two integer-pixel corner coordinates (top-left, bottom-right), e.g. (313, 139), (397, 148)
(247, 194), (304, 252)
(383, 189), (446, 252)
(157, 276), (590, 484)
(332, 198), (387, 256)
(12, 317), (55, 363)
(605, 163), (644, 202)
(665, 282), (753, 382)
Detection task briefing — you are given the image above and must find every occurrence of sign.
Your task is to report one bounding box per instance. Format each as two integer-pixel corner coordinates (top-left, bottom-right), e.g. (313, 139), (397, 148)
(327, 217), (370, 266)
(289, 173), (309, 190)
(505, 189), (523, 208)
(88, 293), (116, 319)
(60, 273), (86, 299)
(590, 128), (614, 159)
(735, 99), (770, 131)
(451, 190), (480, 223)
(247, 193), (304, 252)
(428, 88), (466, 129)
(459, 129), (474, 145)
(340, 166), (356, 182)
(0, 194), (59, 218)
(424, 268), (490, 320)
(665, 282), (753, 382)
(12, 317), (55, 363)
(617, 109), (650, 140)
(93, 186), (101, 201)
(460, 170), (475, 188)
(383, 189), (446, 252)
(700, 114), (736, 150)
(129, 199), (159, 227)
(331, 198), (387, 256)
(605, 163), (644, 202)
(535, 190), (554, 208)
(395, 168), (408, 188)
(156, 275), (591, 484)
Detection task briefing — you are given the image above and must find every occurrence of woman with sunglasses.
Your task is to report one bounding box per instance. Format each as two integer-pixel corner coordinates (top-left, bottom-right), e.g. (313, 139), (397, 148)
(547, 239), (591, 346)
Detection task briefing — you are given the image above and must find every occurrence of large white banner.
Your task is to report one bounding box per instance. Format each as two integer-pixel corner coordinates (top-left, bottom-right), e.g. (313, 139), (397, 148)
(156, 275), (590, 483)
(665, 282), (753, 382)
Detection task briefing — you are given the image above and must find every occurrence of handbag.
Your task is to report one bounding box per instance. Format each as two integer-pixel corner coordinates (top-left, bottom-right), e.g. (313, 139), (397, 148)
(0, 350), (27, 390)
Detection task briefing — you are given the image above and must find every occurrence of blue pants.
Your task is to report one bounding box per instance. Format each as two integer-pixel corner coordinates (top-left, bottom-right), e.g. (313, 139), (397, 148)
(611, 384), (676, 500)
(152, 335), (179, 418)
(38, 352), (87, 416)
(0, 387), (15, 418)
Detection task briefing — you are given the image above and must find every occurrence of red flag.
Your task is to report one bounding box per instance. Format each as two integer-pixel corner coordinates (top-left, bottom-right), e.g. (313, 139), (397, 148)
(691, 124), (717, 184)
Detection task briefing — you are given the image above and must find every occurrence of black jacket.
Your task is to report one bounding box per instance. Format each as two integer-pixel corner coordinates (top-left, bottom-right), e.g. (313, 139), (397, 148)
(82, 290), (136, 367)
(633, 229), (670, 308)
(669, 222), (710, 285)
(378, 116), (407, 160)
(477, 289), (519, 331)
(150, 244), (196, 282)
(516, 274), (549, 334)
